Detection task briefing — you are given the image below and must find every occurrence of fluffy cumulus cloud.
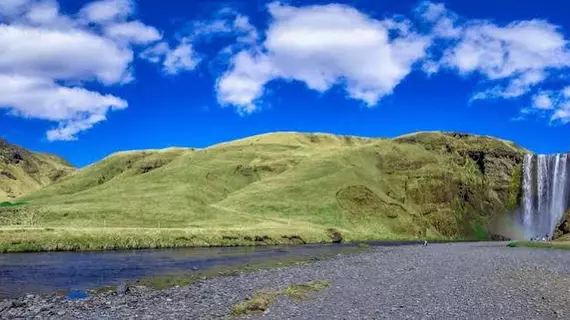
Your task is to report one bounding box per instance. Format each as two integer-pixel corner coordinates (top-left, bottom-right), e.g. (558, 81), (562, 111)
(216, 2), (430, 113)
(417, 1), (570, 123)
(78, 0), (134, 24)
(0, 0), (161, 140)
(445, 20), (568, 99)
(212, 2), (570, 121)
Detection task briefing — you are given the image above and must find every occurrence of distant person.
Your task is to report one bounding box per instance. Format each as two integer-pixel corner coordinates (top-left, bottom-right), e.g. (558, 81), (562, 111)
(423, 240), (428, 246)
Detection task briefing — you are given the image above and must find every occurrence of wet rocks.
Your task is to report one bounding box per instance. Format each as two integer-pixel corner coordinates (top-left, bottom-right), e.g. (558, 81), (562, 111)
(116, 283), (130, 295)
(553, 210), (570, 240)
(0, 300), (20, 313)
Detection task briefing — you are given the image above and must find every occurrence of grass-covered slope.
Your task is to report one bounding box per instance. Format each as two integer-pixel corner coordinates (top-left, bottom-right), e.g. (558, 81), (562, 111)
(0, 138), (75, 202)
(0, 132), (526, 252)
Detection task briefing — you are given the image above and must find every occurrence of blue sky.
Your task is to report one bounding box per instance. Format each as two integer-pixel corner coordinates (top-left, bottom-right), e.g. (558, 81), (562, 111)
(1, 0), (570, 167)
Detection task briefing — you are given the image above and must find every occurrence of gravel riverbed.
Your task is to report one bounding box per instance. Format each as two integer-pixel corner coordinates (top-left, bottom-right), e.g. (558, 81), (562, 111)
(2, 242), (570, 319)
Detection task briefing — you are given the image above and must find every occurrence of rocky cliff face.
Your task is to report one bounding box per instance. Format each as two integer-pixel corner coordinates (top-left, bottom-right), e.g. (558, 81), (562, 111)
(0, 138), (75, 201)
(553, 210), (570, 240)
(394, 132), (526, 239)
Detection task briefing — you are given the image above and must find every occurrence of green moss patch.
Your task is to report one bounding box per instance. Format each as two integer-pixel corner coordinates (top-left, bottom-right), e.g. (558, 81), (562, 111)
(231, 280), (331, 316)
(508, 241), (570, 250)
(231, 291), (280, 316)
(284, 280), (330, 300)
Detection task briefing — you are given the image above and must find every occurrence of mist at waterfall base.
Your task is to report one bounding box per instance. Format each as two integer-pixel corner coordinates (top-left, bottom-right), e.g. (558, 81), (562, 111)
(516, 153), (570, 240)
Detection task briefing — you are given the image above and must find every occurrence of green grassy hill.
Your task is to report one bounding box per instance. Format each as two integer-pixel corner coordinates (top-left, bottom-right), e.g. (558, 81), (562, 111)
(0, 138), (75, 202)
(0, 132), (527, 252)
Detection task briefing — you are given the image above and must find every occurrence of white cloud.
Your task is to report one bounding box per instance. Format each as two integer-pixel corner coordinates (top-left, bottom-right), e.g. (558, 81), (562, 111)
(217, 51), (275, 113)
(471, 70), (546, 100)
(142, 10), (260, 76)
(416, 2), (570, 125)
(421, 3), (570, 101)
(0, 24), (133, 84)
(416, 1), (460, 38)
(140, 40), (200, 75)
(140, 8), (261, 76)
(189, 10), (258, 44)
(0, 0), (29, 18)
(163, 39), (200, 75)
(232, 14), (258, 44)
(0, 0), (161, 140)
(532, 92), (555, 110)
(525, 87), (570, 124)
(140, 41), (170, 63)
(552, 103), (570, 124)
(564, 86), (570, 98)
(0, 74), (127, 141)
(79, 0), (134, 24)
(104, 21), (161, 44)
(23, 0), (74, 28)
(217, 2), (430, 111)
(442, 20), (569, 81)
(191, 18), (233, 37)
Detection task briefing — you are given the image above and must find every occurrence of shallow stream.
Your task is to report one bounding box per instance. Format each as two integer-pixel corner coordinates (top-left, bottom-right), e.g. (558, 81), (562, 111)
(0, 241), (422, 299)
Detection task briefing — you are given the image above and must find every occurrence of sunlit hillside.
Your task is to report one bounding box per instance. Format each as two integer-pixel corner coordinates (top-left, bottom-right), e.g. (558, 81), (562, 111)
(0, 132), (526, 251)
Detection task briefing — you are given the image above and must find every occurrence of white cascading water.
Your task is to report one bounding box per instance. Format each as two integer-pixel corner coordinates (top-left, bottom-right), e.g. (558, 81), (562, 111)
(520, 153), (570, 240)
(522, 154), (534, 229)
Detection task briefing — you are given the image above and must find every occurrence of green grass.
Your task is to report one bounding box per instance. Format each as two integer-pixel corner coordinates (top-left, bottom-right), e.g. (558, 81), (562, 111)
(0, 138), (75, 201)
(0, 226), (334, 253)
(231, 291), (280, 316)
(231, 280), (331, 316)
(0, 201), (28, 208)
(284, 280), (330, 300)
(507, 241), (570, 250)
(0, 131), (526, 252)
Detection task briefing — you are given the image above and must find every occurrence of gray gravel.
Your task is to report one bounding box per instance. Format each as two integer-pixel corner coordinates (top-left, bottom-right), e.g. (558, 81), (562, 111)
(2, 242), (570, 319)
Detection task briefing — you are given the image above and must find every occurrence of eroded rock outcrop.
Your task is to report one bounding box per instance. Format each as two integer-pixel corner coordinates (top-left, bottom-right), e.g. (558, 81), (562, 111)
(553, 210), (570, 240)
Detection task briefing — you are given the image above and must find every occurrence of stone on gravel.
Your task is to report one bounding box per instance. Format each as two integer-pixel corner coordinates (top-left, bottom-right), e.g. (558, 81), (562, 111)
(116, 283), (129, 295)
(0, 300), (14, 313)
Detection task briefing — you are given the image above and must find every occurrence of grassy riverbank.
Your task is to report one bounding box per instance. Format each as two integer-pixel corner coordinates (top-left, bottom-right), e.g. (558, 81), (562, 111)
(0, 225), (443, 253)
(507, 241), (570, 250)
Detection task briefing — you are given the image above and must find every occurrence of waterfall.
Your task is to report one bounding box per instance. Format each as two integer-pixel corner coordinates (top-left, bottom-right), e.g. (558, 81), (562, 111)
(522, 154), (534, 229)
(520, 153), (570, 240)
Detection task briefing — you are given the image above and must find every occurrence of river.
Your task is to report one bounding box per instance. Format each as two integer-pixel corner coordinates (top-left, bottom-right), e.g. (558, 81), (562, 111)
(0, 241), (423, 299)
